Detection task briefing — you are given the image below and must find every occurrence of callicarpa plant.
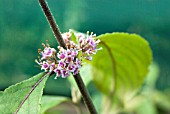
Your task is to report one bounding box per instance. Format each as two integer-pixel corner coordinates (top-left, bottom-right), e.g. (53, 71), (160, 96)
(0, 0), (153, 114)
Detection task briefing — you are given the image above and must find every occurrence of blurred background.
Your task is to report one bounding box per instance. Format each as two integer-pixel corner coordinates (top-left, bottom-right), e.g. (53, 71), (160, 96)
(0, 0), (169, 109)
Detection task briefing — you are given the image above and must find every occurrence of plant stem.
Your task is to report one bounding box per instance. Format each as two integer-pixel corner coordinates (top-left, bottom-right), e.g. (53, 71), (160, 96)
(38, 0), (97, 114)
(73, 73), (97, 114)
(38, 0), (66, 49)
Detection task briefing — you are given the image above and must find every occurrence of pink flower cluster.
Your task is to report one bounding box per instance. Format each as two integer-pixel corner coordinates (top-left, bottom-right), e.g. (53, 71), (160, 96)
(35, 30), (101, 78)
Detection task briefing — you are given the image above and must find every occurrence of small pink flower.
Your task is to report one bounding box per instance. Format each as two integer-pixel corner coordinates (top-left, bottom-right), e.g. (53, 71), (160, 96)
(62, 32), (71, 43)
(73, 68), (79, 75)
(41, 61), (49, 72)
(75, 58), (81, 68)
(72, 50), (78, 56)
(65, 55), (73, 63)
(61, 70), (70, 78)
(67, 63), (76, 72)
(58, 60), (66, 69)
(66, 49), (72, 55)
(49, 62), (55, 72)
(57, 52), (66, 59)
(41, 47), (56, 60)
(85, 56), (92, 61)
(54, 68), (61, 77)
(76, 33), (85, 39)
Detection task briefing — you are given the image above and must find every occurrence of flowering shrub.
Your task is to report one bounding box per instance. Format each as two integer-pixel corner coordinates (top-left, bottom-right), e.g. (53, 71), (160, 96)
(0, 1), (154, 114)
(35, 30), (102, 78)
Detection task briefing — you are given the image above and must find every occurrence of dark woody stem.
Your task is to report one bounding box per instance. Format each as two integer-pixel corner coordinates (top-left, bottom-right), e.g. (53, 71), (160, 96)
(38, 0), (66, 49)
(73, 73), (97, 114)
(38, 0), (97, 114)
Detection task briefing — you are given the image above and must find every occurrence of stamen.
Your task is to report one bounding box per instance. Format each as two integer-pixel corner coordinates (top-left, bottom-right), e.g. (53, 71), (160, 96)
(42, 43), (46, 48)
(46, 40), (50, 47)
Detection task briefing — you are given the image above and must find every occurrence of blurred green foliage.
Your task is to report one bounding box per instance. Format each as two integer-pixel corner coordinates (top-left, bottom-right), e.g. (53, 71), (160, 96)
(0, 0), (170, 96)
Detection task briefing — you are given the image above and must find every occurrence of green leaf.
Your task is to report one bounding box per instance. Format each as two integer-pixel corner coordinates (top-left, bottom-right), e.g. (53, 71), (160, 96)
(0, 72), (49, 114)
(124, 90), (170, 114)
(44, 101), (84, 114)
(0, 91), (3, 95)
(92, 92), (102, 113)
(70, 30), (78, 44)
(144, 62), (160, 90)
(136, 98), (157, 114)
(152, 91), (170, 111)
(40, 95), (69, 114)
(92, 33), (152, 102)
